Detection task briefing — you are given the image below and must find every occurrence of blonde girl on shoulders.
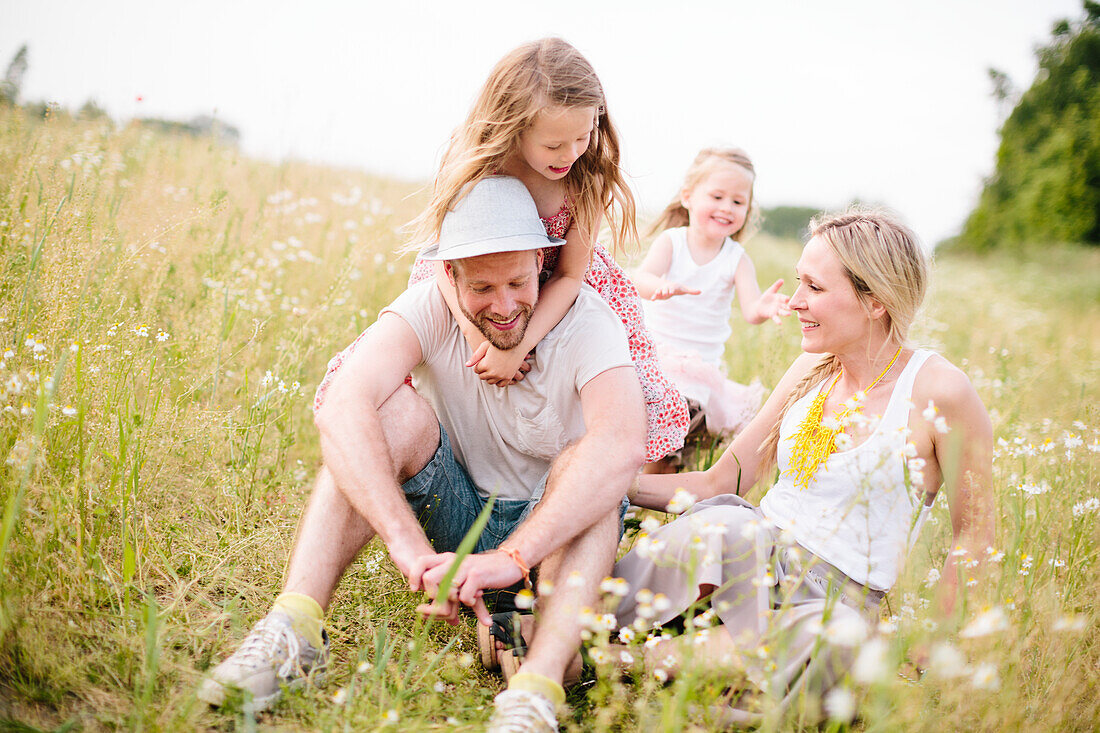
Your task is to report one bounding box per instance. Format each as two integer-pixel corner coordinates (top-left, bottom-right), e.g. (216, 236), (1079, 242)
(402, 37), (689, 462)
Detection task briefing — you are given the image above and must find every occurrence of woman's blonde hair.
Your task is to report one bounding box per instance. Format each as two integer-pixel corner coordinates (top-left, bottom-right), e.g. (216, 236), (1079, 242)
(406, 38), (637, 255)
(760, 205), (929, 466)
(648, 147), (760, 241)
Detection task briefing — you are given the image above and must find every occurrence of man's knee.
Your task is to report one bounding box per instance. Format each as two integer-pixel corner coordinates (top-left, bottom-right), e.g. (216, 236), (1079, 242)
(377, 384), (440, 482)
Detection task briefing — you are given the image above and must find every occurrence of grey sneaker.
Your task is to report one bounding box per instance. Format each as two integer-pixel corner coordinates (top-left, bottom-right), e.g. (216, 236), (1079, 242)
(197, 611), (327, 712)
(487, 689), (559, 733)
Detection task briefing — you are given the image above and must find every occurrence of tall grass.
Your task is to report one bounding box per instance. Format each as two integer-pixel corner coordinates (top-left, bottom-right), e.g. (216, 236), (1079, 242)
(0, 109), (1096, 730)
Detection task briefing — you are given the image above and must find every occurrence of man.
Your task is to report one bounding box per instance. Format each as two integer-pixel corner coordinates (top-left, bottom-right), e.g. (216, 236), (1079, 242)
(197, 176), (646, 731)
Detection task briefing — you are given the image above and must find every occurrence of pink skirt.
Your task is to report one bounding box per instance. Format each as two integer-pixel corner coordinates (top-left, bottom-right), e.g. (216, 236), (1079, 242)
(654, 342), (764, 435)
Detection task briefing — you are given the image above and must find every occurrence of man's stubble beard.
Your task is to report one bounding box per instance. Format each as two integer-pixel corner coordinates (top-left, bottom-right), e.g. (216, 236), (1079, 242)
(459, 300), (534, 351)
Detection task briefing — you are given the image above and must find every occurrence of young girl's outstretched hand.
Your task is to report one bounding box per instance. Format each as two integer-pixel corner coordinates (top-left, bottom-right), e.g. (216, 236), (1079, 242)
(652, 281), (702, 300)
(752, 278), (791, 324)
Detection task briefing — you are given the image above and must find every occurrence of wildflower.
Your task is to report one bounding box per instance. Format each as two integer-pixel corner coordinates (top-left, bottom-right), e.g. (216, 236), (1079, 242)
(924, 567), (941, 586)
(634, 588), (654, 605)
(928, 642), (968, 678)
(384, 709), (399, 724)
(588, 648), (609, 665)
(653, 667), (668, 683)
(457, 653), (473, 668)
(156, 330), (170, 342)
(666, 487), (697, 514)
(433, 681), (446, 693)
(644, 632), (671, 649)
(332, 687), (348, 705)
(833, 432), (853, 451)
(852, 637), (890, 684)
(960, 606), (1008, 638)
(357, 661), (372, 673)
(1017, 481), (1050, 496)
(1072, 497), (1099, 517)
(824, 686), (856, 722)
(600, 577), (629, 597)
(1053, 615), (1086, 632)
(984, 546), (1005, 562)
(922, 400), (938, 422)
(537, 579), (555, 597)
(970, 662), (1000, 691)
(652, 594), (671, 613)
(566, 571), (585, 588)
(618, 627), (636, 644)
(513, 588), (535, 610)
(824, 615), (867, 647)
(619, 650), (635, 665)
(639, 516), (661, 533)
(740, 519), (763, 540)
(934, 417), (949, 434)
(61, 405), (77, 417)
(951, 545), (969, 557)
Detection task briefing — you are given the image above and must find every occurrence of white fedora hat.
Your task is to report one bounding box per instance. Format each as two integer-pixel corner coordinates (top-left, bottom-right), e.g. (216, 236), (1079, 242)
(417, 176), (565, 261)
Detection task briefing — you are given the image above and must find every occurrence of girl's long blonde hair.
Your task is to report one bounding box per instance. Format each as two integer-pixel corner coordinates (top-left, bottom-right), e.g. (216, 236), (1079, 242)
(759, 206), (929, 466)
(648, 147), (761, 241)
(406, 38), (637, 255)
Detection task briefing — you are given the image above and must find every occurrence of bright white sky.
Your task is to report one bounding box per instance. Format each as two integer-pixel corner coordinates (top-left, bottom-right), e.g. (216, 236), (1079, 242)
(0, 0), (1086, 244)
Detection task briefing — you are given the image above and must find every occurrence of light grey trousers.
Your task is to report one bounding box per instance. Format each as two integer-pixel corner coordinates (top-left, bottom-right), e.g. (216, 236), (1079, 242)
(614, 494), (880, 723)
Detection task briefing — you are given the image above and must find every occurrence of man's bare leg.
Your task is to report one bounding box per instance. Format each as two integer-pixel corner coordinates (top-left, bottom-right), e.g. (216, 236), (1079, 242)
(517, 507), (619, 682)
(199, 385), (439, 709)
(284, 384), (440, 608)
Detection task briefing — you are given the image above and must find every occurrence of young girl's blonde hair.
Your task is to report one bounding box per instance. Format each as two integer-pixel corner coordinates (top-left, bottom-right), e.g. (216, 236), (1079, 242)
(760, 205), (929, 466)
(406, 37), (637, 254)
(649, 147), (761, 241)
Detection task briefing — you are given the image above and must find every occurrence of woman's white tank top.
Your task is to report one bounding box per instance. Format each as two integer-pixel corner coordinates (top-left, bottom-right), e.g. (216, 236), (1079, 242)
(760, 350), (935, 590)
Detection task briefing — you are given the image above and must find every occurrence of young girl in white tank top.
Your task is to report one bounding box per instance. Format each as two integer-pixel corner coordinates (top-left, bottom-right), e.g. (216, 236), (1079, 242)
(634, 149), (789, 442)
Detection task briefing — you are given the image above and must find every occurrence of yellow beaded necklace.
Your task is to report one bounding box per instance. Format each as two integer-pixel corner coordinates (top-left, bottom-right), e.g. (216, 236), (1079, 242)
(785, 348), (902, 490)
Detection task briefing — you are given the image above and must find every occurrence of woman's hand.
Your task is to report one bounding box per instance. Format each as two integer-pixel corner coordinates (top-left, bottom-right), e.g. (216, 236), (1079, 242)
(466, 342), (532, 386)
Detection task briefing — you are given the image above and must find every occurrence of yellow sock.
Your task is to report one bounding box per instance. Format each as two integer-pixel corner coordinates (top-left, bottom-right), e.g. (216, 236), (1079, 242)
(272, 592), (324, 649)
(507, 672), (565, 709)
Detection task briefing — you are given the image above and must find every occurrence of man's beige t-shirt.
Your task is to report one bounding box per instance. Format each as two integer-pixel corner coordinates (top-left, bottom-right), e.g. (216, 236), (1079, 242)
(383, 280), (634, 501)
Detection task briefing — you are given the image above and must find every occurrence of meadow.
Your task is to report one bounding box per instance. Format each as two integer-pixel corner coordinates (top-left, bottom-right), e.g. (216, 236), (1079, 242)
(0, 109), (1097, 731)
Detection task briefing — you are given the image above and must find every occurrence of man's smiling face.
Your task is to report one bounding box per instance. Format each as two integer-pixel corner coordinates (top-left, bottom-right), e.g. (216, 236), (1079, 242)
(447, 249), (543, 350)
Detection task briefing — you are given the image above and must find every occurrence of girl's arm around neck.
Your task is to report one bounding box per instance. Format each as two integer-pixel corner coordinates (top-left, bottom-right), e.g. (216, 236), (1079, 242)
(508, 224), (590, 352)
(463, 226), (591, 385)
(630, 352), (821, 512)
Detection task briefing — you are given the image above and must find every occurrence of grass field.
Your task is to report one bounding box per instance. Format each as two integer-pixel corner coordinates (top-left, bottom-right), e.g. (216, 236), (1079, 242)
(0, 109), (1097, 731)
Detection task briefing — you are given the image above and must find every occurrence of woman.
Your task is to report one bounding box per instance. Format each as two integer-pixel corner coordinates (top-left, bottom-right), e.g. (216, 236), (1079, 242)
(614, 206), (994, 719)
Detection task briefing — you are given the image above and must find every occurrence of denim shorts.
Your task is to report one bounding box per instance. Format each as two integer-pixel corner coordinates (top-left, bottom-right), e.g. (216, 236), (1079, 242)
(402, 423), (630, 555)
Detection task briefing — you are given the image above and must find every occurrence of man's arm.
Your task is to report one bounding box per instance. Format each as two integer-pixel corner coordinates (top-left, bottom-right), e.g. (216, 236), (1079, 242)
(502, 364), (646, 563)
(416, 365), (646, 619)
(313, 312), (436, 578)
